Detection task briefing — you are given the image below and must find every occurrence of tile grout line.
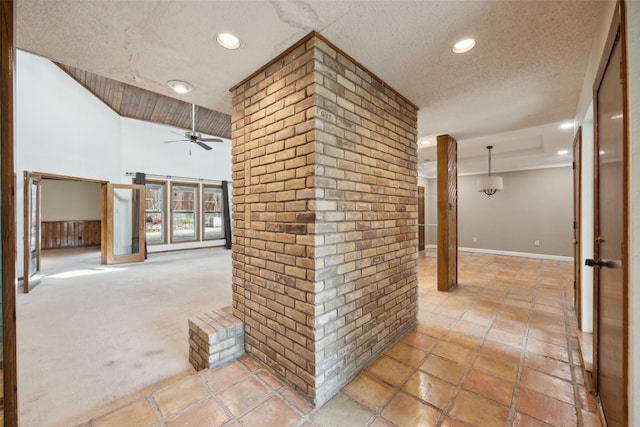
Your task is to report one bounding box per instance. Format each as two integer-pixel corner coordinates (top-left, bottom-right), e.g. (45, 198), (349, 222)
(195, 369), (243, 426)
(435, 254), (518, 425)
(351, 256), (471, 426)
(363, 265), (456, 426)
(146, 395), (166, 427)
(505, 257), (541, 426)
(560, 262), (585, 426)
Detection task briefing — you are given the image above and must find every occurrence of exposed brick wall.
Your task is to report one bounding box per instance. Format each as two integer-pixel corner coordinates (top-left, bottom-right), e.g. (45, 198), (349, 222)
(230, 32), (418, 406)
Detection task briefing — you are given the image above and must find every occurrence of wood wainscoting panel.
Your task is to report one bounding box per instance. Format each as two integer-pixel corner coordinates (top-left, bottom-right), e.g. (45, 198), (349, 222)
(41, 220), (101, 249)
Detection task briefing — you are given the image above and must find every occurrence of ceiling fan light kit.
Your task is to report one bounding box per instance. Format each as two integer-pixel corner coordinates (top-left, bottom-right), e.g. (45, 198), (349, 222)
(477, 145), (503, 196)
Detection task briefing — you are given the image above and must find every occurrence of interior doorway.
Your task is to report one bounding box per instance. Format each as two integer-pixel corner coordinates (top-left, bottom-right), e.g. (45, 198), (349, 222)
(22, 173), (105, 293)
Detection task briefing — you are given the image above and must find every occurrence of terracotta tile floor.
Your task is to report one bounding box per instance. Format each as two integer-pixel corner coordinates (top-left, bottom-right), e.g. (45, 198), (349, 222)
(81, 251), (600, 426)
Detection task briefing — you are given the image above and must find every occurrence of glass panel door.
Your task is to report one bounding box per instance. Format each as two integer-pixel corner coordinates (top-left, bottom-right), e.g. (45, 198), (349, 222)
(144, 182), (166, 244)
(23, 174), (41, 293)
(102, 183), (145, 264)
(203, 185), (224, 240)
(171, 184), (197, 242)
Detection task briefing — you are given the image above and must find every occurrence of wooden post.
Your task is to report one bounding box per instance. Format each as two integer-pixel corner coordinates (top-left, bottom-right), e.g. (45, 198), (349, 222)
(1, 0), (19, 424)
(437, 135), (458, 292)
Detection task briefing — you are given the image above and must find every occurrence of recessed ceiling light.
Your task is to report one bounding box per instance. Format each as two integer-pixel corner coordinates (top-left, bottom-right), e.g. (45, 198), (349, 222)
(560, 122), (574, 130)
(452, 39), (476, 54)
(217, 32), (241, 50)
(557, 149), (569, 155)
(167, 80), (193, 94)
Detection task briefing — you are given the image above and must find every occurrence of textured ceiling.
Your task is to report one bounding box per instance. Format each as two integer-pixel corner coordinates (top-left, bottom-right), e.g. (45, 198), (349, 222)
(15, 0), (608, 177)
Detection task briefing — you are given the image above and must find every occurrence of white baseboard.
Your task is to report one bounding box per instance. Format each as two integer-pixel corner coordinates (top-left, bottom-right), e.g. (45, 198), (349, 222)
(423, 244), (573, 262)
(460, 246), (572, 261)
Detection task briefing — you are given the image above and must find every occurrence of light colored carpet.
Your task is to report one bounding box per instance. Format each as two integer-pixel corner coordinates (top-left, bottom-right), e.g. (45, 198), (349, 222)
(16, 247), (232, 427)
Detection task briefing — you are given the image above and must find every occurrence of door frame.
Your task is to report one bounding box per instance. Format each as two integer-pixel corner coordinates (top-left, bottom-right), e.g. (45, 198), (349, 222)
(591, 1), (629, 419)
(21, 172), (108, 287)
(572, 127), (582, 329)
(22, 173), (41, 293)
(1, 0), (18, 422)
(418, 185), (425, 252)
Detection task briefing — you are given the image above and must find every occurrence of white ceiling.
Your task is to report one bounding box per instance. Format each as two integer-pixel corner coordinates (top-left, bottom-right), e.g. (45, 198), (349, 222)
(15, 0), (607, 178)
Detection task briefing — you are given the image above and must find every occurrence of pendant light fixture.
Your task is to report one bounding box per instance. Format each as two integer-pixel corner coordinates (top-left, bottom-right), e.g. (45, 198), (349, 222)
(477, 145), (503, 196)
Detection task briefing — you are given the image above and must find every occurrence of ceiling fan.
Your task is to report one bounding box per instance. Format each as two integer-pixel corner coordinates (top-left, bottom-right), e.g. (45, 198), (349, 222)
(164, 104), (223, 151)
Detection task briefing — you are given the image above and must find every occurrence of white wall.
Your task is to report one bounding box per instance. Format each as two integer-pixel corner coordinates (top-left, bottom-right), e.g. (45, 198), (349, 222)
(120, 117), (231, 182)
(41, 180), (101, 221)
(15, 49), (233, 275)
(580, 104), (594, 333)
(16, 51), (123, 182)
(626, 1), (639, 424)
(15, 50), (122, 278)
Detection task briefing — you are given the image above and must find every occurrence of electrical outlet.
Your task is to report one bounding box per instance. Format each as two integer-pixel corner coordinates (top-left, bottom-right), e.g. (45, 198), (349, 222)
(534, 240), (540, 246)
(473, 237), (478, 243)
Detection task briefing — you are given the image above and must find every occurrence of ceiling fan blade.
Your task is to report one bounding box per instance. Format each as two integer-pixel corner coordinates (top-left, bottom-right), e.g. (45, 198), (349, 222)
(163, 104), (219, 148)
(195, 141), (213, 150)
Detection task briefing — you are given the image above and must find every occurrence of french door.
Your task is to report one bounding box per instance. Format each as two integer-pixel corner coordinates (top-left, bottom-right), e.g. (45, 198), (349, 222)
(23, 173), (41, 293)
(101, 183), (145, 264)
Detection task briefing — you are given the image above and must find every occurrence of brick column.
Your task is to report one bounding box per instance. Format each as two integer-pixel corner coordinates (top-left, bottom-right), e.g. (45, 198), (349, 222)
(230, 32), (418, 406)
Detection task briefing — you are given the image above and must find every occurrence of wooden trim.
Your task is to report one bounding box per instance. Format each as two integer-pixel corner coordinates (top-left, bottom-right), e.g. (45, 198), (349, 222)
(102, 183), (146, 264)
(221, 180), (232, 250)
(202, 184), (224, 241)
(418, 186), (425, 251)
(229, 31), (418, 111)
(28, 171), (108, 184)
(619, 1), (629, 423)
(144, 179), (168, 246)
(101, 184), (108, 264)
(22, 173), (41, 293)
(593, 6), (622, 95)
(591, 81), (600, 394)
(572, 127), (582, 329)
(1, 0), (18, 423)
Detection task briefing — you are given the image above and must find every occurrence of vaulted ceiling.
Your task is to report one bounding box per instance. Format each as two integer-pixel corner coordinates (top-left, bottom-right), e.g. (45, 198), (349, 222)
(56, 64), (231, 138)
(16, 1), (609, 177)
